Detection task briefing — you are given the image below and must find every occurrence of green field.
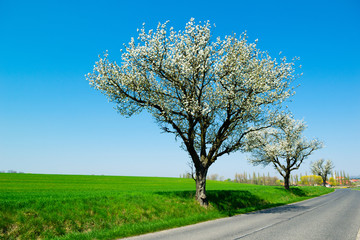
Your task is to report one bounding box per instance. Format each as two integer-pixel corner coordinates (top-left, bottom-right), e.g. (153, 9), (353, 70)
(0, 173), (333, 239)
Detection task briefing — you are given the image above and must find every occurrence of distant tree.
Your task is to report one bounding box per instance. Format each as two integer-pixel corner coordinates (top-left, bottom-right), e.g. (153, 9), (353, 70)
(336, 171), (341, 185)
(246, 115), (323, 190)
(87, 19), (297, 206)
(293, 174), (299, 185)
(252, 172), (257, 185)
(312, 175), (323, 186)
(263, 173), (266, 185)
(311, 159), (334, 187)
(343, 171), (347, 185)
(180, 172), (193, 179)
(235, 171), (278, 185)
(329, 177), (337, 186)
(300, 175), (309, 185)
(234, 173), (242, 183)
(244, 171), (248, 183)
(300, 175), (323, 186)
(208, 174), (219, 181)
(187, 161), (196, 180)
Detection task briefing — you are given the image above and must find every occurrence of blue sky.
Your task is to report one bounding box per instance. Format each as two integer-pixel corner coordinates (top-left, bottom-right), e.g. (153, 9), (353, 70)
(1, 0), (359, 178)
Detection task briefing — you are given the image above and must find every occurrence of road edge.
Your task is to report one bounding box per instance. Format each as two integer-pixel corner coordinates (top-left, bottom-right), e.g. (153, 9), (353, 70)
(121, 189), (337, 239)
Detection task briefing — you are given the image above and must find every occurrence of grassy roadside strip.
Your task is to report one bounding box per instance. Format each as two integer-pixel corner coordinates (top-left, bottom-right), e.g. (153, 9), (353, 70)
(0, 174), (334, 239)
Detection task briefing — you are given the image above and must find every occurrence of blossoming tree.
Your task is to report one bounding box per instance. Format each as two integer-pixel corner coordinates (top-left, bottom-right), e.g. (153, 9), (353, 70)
(87, 19), (297, 206)
(311, 159), (334, 186)
(246, 116), (323, 190)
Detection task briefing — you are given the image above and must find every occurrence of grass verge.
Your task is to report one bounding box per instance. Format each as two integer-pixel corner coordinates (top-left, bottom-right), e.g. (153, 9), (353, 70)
(0, 173), (333, 239)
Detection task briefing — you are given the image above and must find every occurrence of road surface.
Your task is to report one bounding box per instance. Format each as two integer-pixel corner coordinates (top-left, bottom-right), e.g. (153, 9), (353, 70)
(123, 189), (360, 240)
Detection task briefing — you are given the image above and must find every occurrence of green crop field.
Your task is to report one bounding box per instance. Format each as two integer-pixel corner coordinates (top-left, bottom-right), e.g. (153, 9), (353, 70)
(0, 173), (333, 240)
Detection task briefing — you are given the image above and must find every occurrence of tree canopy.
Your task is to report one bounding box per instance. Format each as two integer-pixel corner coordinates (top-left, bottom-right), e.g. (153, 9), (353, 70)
(87, 19), (298, 205)
(311, 159), (334, 186)
(246, 116), (323, 189)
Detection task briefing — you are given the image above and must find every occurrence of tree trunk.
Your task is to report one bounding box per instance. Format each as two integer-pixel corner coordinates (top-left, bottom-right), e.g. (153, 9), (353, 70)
(284, 173), (290, 190)
(322, 176), (327, 187)
(195, 167), (208, 207)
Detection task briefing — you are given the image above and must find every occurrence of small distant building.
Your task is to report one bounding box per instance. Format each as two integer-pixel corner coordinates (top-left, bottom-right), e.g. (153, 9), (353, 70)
(350, 179), (360, 186)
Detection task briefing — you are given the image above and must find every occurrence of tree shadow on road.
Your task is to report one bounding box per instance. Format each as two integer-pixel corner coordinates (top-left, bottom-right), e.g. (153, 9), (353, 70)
(155, 186), (312, 216)
(246, 204), (310, 214)
(207, 190), (270, 216)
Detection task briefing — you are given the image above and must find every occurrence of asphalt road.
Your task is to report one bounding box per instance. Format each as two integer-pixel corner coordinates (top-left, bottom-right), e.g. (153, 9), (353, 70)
(123, 189), (360, 240)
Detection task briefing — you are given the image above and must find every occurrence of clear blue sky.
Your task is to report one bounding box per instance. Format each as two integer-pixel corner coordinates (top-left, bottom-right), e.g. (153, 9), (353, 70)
(1, 0), (359, 178)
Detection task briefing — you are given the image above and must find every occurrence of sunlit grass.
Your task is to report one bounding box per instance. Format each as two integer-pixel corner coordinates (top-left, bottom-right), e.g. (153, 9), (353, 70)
(0, 173), (333, 239)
